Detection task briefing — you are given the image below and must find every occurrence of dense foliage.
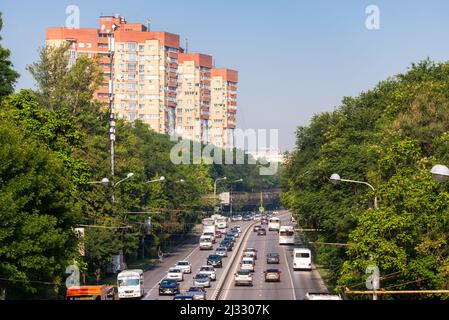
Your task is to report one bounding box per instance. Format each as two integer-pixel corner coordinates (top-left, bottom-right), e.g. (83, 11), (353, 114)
(282, 59), (449, 299)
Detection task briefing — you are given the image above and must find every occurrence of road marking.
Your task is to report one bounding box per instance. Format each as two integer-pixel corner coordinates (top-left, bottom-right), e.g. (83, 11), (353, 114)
(283, 236), (297, 301)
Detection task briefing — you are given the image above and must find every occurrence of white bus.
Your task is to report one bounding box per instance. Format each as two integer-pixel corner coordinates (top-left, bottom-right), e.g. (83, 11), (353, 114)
(268, 217), (281, 231)
(117, 269), (145, 299)
(293, 248), (312, 271)
(279, 226), (295, 245)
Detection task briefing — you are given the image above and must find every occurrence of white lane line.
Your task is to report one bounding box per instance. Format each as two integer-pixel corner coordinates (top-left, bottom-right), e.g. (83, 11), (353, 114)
(146, 242), (200, 296)
(283, 247), (297, 300)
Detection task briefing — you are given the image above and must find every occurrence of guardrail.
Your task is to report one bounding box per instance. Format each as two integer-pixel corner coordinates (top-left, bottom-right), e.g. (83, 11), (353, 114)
(212, 220), (257, 300)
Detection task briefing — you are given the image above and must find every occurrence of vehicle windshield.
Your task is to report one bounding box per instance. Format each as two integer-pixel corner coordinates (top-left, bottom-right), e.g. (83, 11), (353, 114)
(169, 269), (181, 273)
(161, 280), (176, 286)
(237, 270), (251, 275)
(280, 231), (295, 237)
(296, 253), (310, 258)
(196, 274), (208, 279)
(118, 278), (140, 287)
(177, 262), (188, 266)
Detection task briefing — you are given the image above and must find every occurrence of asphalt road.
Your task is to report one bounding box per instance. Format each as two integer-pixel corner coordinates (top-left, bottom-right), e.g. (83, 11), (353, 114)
(142, 211), (327, 300)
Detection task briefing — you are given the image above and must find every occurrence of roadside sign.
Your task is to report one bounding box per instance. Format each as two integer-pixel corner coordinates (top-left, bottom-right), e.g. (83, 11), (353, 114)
(214, 206), (220, 213)
(259, 206), (265, 213)
(219, 192), (230, 205)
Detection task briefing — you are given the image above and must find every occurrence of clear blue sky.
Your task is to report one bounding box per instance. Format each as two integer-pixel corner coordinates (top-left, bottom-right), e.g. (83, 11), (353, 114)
(2, 0), (449, 151)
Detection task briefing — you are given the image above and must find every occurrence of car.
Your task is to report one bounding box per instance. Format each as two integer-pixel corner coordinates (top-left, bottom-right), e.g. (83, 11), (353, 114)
(244, 248), (258, 259)
(175, 261), (192, 274)
(232, 215), (243, 221)
(242, 215), (252, 221)
(242, 253), (256, 264)
(216, 247), (228, 257)
(166, 268), (184, 282)
(261, 218), (268, 225)
(234, 225), (241, 233)
(267, 253), (280, 264)
(187, 287), (207, 300)
(215, 230), (223, 239)
(273, 211), (279, 215)
(207, 255), (223, 268)
(173, 294), (195, 300)
(253, 225), (262, 232)
(234, 270), (253, 286)
(221, 241), (233, 252)
(240, 258), (255, 272)
(199, 265), (217, 281)
(193, 274), (211, 288)
(199, 236), (214, 250)
(158, 279), (180, 296)
(257, 228), (267, 236)
(264, 269), (281, 282)
(229, 230), (240, 238)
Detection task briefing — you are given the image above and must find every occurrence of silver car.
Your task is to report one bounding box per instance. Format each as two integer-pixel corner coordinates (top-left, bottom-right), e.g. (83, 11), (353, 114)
(199, 265), (217, 281)
(187, 287), (207, 300)
(193, 274), (211, 288)
(216, 248), (228, 257)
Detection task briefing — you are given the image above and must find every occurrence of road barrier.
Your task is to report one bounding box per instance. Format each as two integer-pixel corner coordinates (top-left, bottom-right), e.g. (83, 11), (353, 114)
(212, 220), (257, 300)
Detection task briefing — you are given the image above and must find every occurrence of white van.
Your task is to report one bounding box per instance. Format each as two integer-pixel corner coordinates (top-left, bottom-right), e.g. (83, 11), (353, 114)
(268, 217), (281, 231)
(199, 235), (214, 250)
(117, 269), (145, 299)
(293, 248), (312, 271)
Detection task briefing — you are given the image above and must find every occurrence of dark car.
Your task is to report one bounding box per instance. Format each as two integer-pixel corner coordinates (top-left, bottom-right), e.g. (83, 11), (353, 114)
(267, 253), (280, 264)
(261, 218), (268, 225)
(221, 241), (233, 252)
(159, 279), (180, 296)
(264, 269), (281, 282)
(257, 228), (267, 236)
(207, 255), (223, 268)
(253, 225), (262, 232)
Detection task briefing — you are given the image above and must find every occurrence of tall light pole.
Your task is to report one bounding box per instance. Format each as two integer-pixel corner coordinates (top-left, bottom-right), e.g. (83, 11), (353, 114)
(229, 179), (243, 218)
(112, 172), (135, 204)
(214, 177), (227, 202)
(329, 173), (378, 300)
(330, 174), (378, 210)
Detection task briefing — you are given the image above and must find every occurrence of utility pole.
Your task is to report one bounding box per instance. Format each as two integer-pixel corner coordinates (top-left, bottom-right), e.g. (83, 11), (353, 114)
(108, 27), (116, 205)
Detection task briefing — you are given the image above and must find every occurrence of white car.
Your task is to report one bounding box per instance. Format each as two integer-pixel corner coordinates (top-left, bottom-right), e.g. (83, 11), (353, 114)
(166, 268), (184, 282)
(234, 270), (253, 286)
(240, 258), (255, 272)
(199, 236), (214, 250)
(243, 248), (258, 260)
(175, 261), (192, 274)
(242, 252), (256, 263)
(198, 266), (217, 281)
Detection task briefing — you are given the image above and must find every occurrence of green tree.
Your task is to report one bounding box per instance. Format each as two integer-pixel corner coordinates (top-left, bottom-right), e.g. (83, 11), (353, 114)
(0, 12), (19, 98)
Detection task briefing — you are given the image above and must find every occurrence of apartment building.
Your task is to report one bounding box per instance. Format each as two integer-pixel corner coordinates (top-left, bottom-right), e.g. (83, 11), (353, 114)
(177, 53), (212, 143)
(46, 15), (237, 146)
(46, 15), (180, 135)
(210, 68), (238, 149)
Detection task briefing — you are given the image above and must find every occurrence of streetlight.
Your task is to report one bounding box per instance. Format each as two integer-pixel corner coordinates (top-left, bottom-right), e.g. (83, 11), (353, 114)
(329, 173), (378, 300)
(87, 178), (110, 186)
(229, 179), (244, 218)
(214, 177), (227, 199)
(146, 176), (166, 184)
(431, 165), (449, 183)
(329, 173), (378, 210)
(115, 173), (135, 187)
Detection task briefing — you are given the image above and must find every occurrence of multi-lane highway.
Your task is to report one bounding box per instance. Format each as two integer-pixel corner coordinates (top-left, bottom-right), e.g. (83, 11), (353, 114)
(143, 211), (327, 300)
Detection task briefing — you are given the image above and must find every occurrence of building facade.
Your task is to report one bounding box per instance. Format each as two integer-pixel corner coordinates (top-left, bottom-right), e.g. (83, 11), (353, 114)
(210, 69), (238, 149)
(46, 15), (236, 146)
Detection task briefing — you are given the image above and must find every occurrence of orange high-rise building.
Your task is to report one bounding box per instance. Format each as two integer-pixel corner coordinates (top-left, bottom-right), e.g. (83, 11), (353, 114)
(46, 15), (237, 146)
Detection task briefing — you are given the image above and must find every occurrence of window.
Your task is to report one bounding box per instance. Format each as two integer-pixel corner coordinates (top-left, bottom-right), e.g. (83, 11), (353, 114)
(127, 53), (137, 61)
(86, 43), (92, 48)
(139, 45), (145, 52)
(78, 42), (85, 48)
(128, 73), (136, 80)
(139, 65), (145, 73)
(127, 82), (136, 90)
(127, 42), (137, 51)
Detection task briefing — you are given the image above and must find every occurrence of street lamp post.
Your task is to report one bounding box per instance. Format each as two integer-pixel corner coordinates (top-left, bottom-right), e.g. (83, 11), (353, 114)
(214, 177), (227, 200)
(330, 173), (378, 300)
(112, 172), (135, 204)
(330, 174), (378, 210)
(229, 179), (244, 218)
